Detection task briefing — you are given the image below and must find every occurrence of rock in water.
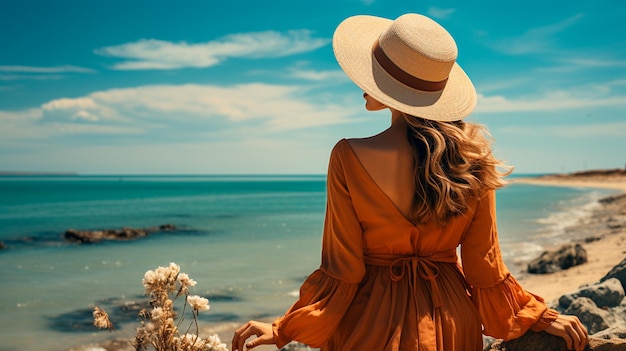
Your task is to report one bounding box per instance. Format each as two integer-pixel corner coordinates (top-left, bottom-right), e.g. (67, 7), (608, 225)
(64, 224), (177, 244)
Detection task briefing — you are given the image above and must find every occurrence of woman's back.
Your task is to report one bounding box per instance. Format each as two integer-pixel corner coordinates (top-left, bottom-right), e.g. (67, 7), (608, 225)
(347, 122), (416, 223)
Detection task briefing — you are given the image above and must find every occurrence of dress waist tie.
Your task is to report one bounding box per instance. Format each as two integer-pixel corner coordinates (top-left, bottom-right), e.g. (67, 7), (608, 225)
(363, 249), (458, 349)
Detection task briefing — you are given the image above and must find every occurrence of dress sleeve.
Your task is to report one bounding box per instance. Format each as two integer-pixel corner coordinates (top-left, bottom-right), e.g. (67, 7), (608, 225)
(460, 189), (558, 340)
(272, 140), (365, 348)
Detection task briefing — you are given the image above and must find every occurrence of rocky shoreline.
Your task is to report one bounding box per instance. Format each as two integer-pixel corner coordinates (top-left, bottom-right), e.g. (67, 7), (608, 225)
(485, 258), (626, 350)
(486, 177), (626, 350)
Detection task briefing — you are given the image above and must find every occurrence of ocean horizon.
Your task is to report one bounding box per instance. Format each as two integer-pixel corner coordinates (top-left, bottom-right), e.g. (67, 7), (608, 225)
(0, 174), (619, 350)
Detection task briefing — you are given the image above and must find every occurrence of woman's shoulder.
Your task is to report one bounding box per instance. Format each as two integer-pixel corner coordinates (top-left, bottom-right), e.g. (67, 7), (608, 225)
(343, 135), (386, 155)
(332, 135), (407, 166)
(325, 139), (348, 163)
(345, 133), (411, 157)
(332, 137), (376, 152)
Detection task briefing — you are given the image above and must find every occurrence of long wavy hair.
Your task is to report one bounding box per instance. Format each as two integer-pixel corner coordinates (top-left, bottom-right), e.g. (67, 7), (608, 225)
(404, 114), (511, 225)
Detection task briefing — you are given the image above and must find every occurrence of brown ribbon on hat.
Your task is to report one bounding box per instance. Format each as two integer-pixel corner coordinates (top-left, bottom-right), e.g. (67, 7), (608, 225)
(373, 41), (448, 92)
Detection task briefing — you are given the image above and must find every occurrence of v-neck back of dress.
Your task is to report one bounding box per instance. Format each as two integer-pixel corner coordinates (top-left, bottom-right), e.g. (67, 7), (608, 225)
(343, 138), (417, 226)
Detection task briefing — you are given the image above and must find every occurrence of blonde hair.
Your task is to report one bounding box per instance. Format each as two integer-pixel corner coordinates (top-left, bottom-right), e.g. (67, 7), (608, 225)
(404, 115), (511, 225)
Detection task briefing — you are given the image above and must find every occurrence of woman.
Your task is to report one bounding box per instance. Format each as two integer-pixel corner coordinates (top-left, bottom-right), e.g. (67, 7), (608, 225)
(232, 13), (588, 351)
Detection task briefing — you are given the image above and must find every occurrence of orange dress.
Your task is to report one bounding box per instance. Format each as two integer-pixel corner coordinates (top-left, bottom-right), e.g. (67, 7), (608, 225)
(272, 139), (558, 350)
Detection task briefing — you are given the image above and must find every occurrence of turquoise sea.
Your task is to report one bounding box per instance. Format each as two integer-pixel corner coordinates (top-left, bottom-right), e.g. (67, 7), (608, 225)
(0, 175), (618, 350)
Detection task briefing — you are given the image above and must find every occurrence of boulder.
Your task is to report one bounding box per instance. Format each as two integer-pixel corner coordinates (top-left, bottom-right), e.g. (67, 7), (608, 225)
(586, 338), (626, 350)
(599, 193), (626, 204)
(564, 297), (616, 335)
(600, 258), (626, 292)
(484, 330), (567, 351)
(559, 278), (625, 309)
(593, 326), (626, 340)
(483, 331), (626, 351)
(527, 243), (588, 274)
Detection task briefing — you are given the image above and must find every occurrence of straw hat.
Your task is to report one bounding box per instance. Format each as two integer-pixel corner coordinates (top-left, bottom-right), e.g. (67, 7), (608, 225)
(333, 13), (476, 121)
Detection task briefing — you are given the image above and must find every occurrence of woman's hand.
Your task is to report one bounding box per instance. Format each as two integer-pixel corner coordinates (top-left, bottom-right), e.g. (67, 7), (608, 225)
(543, 314), (588, 351)
(231, 320), (275, 351)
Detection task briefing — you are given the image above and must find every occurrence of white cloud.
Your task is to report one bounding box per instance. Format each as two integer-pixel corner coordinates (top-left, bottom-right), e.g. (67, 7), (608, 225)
(427, 7), (455, 20)
(607, 79), (626, 87)
(0, 65), (95, 73)
(96, 30), (329, 70)
(72, 110), (100, 122)
(40, 97), (124, 123)
(475, 91), (626, 113)
(0, 108), (43, 121)
(0, 74), (64, 81)
(500, 121), (626, 138)
(88, 83), (356, 130)
(48, 123), (143, 134)
(0, 107), (142, 140)
(0, 65), (95, 82)
(42, 97), (98, 111)
(288, 68), (348, 82)
(475, 77), (530, 94)
(0, 82), (359, 143)
(488, 13), (584, 55)
(563, 58), (626, 68)
(536, 58), (626, 74)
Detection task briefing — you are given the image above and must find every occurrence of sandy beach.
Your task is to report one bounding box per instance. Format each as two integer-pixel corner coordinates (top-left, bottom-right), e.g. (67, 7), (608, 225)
(512, 170), (626, 303)
(513, 169), (626, 193)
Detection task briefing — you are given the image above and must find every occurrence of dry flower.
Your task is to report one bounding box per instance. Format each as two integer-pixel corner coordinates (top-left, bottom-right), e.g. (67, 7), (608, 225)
(178, 333), (207, 351)
(134, 321), (154, 350)
(150, 307), (166, 322)
(93, 262), (228, 351)
(142, 262), (181, 294)
(187, 295), (210, 312)
(92, 306), (114, 331)
(206, 334), (229, 351)
(177, 272), (197, 296)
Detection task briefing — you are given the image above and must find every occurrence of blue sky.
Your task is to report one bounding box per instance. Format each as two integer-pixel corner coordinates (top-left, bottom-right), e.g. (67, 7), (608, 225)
(1, 0), (624, 174)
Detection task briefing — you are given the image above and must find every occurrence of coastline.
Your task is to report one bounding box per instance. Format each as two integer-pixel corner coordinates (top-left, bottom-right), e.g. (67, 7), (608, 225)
(512, 169), (626, 192)
(512, 171), (626, 303)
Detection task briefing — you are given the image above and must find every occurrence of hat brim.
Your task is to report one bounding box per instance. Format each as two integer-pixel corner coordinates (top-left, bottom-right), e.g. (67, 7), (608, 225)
(333, 15), (477, 121)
